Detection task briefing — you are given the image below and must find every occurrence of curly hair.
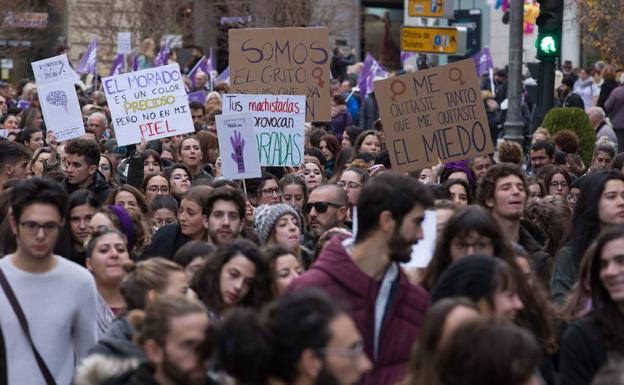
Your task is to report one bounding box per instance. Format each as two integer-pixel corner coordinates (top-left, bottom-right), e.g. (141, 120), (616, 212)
(477, 163), (527, 208)
(552, 129), (579, 154)
(526, 195), (571, 256)
(497, 140), (524, 164)
(191, 239), (272, 315)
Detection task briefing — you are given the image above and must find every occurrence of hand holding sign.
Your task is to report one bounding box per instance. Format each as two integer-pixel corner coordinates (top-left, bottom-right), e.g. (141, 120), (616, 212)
(230, 130), (246, 173)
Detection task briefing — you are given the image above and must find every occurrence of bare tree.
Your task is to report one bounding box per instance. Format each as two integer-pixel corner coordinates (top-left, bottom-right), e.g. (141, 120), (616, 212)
(577, 0), (624, 63)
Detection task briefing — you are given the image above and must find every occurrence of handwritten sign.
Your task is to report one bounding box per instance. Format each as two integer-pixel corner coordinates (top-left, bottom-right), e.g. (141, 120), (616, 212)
(117, 32), (132, 55)
(216, 112), (261, 180)
(228, 27), (330, 122)
(223, 94), (305, 166)
(32, 54), (85, 141)
(102, 64), (194, 146)
(375, 59), (493, 173)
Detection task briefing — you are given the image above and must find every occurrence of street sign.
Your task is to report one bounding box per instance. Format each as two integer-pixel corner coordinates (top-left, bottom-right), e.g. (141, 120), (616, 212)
(401, 26), (467, 55)
(449, 9), (482, 62)
(407, 0), (453, 18)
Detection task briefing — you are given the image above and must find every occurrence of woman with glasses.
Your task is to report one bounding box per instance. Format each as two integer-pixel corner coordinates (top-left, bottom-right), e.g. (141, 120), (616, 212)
(256, 173), (282, 206)
(527, 176), (545, 202)
(337, 165), (369, 207)
(165, 164), (193, 201)
(421, 205), (516, 291)
(544, 166), (574, 198)
(142, 172), (170, 205)
(30, 147), (52, 177)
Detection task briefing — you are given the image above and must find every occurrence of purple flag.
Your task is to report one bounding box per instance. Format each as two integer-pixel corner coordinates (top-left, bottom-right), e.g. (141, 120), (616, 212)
(189, 53), (216, 88)
(357, 53), (388, 99)
(473, 47), (494, 77)
(400, 51), (416, 65)
(153, 41), (171, 67)
(187, 91), (207, 104)
(76, 38), (97, 74)
(215, 67), (230, 84)
(110, 54), (124, 76)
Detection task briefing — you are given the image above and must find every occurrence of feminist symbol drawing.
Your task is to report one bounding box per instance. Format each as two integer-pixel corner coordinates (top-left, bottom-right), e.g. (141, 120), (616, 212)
(230, 130), (246, 173)
(46, 90), (68, 111)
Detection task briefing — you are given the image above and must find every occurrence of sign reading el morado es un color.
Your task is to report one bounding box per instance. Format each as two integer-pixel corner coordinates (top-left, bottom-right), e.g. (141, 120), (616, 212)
(375, 58), (493, 173)
(102, 64), (194, 146)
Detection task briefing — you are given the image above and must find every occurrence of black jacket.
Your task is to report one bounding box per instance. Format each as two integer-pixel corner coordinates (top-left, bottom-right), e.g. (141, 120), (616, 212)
(559, 317), (608, 385)
(87, 316), (145, 360)
(142, 223), (189, 260)
(62, 170), (112, 203)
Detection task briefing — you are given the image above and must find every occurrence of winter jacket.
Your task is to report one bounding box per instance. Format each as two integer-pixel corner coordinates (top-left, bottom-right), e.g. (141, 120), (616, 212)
(330, 109), (352, 138)
(74, 355), (140, 385)
(289, 237), (429, 385)
(518, 222), (552, 290)
(597, 79), (618, 110)
(558, 317), (608, 385)
(359, 93), (379, 131)
(604, 85), (624, 129)
(141, 223), (189, 260)
(87, 316), (145, 360)
(62, 170), (112, 203)
(551, 244), (574, 305)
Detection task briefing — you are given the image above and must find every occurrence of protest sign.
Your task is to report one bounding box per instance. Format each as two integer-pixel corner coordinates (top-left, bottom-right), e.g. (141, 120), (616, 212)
(103, 63), (194, 146)
(223, 94), (305, 167)
(228, 27), (330, 122)
(32, 54), (85, 141)
(117, 32), (132, 55)
(375, 59), (493, 173)
(216, 112), (261, 180)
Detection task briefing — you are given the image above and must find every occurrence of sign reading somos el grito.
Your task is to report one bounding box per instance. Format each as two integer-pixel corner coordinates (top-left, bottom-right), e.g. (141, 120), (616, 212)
(228, 27), (330, 122)
(375, 58), (493, 173)
(103, 64), (194, 146)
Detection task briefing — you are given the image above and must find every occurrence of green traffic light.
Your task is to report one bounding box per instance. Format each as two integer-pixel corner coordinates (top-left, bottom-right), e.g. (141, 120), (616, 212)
(539, 36), (557, 54)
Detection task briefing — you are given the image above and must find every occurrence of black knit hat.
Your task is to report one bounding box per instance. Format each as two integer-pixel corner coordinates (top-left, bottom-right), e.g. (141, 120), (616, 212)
(431, 255), (496, 304)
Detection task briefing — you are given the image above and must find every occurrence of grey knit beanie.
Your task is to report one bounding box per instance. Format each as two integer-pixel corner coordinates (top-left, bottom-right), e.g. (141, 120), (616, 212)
(253, 203), (302, 244)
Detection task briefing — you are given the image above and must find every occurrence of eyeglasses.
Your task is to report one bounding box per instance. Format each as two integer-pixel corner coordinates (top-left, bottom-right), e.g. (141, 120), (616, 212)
(549, 181), (569, 189)
(336, 181), (362, 190)
(147, 186), (169, 193)
(451, 239), (493, 252)
(304, 201), (342, 214)
(317, 342), (365, 360)
(261, 187), (281, 196)
(19, 221), (61, 235)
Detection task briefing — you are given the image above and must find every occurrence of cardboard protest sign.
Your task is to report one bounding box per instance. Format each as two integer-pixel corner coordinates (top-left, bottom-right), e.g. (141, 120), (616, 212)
(375, 59), (493, 173)
(216, 112), (261, 180)
(31, 54), (85, 141)
(223, 94), (305, 166)
(103, 64), (194, 146)
(228, 27), (330, 122)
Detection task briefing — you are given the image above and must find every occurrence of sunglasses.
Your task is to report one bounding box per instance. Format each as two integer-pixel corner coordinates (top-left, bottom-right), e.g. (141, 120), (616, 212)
(304, 201), (342, 214)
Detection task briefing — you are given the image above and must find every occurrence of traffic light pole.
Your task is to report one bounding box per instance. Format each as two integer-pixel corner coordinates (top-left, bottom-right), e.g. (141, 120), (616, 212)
(504, 0), (525, 143)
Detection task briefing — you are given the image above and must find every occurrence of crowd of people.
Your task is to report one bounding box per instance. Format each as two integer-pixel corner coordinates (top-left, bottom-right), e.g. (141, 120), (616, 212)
(0, 47), (624, 385)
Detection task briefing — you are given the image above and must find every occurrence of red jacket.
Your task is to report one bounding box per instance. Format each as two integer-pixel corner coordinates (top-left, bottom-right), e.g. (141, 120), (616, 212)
(289, 237), (429, 385)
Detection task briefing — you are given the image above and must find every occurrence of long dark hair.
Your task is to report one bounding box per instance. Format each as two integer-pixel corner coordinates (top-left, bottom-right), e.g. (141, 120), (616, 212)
(191, 239), (272, 315)
(421, 205), (515, 291)
(565, 170), (624, 266)
(55, 190), (100, 266)
(588, 225), (624, 353)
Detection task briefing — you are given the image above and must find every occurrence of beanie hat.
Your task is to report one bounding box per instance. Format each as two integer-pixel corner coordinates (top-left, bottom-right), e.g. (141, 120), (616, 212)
(253, 203), (302, 244)
(430, 255), (496, 304)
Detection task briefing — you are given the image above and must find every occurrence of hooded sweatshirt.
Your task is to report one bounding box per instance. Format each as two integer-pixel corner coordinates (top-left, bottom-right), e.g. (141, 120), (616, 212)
(289, 237), (429, 385)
